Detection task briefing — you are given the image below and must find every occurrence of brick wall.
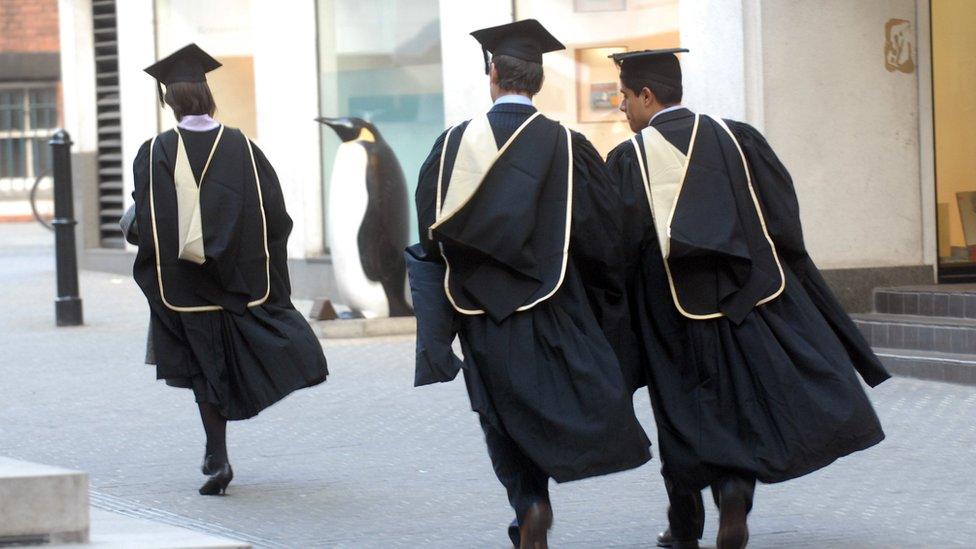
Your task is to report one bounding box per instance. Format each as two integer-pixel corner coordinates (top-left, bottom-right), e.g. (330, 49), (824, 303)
(0, 0), (60, 53)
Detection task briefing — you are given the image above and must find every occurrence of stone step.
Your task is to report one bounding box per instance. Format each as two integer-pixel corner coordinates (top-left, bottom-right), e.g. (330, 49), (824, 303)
(873, 348), (976, 386)
(852, 313), (976, 355)
(38, 509), (250, 549)
(0, 457), (88, 545)
(312, 315), (416, 339)
(873, 285), (976, 318)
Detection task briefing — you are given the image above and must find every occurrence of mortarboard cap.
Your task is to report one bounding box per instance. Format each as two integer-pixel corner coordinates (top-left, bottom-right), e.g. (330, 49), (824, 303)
(610, 48), (688, 88)
(471, 19), (565, 75)
(144, 43), (221, 104)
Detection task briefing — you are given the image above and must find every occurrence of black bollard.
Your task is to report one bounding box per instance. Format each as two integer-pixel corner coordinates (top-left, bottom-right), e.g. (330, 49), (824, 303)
(50, 130), (83, 326)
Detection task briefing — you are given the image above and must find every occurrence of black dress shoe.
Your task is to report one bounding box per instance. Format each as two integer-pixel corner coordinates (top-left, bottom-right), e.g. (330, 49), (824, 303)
(199, 457), (233, 496)
(658, 527), (700, 548)
(519, 501), (553, 549)
(716, 481), (750, 549)
(509, 518), (520, 547)
(201, 453), (217, 475)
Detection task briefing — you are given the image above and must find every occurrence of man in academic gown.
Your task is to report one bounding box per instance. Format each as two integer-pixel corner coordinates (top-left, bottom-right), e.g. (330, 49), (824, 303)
(410, 19), (651, 548)
(605, 49), (890, 549)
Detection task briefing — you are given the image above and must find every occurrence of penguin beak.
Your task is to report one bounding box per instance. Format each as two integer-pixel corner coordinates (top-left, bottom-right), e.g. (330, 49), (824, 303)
(316, 117), (358, 142)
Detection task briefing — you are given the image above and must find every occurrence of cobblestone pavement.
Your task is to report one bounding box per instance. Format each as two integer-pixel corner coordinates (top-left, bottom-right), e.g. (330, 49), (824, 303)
(2, 222), (975, 548)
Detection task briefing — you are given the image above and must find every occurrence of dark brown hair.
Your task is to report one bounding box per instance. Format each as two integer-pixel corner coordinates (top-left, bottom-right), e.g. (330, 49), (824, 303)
(164, 81), (217, 120)
(491, 54), (545, 96)
(620, 71), (682, 105)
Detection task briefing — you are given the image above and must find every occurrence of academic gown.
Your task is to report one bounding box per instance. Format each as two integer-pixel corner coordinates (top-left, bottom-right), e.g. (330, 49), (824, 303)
(414, 104), (650, 483)
(607, 107), (888, 490)
(131, 126), (328, 421)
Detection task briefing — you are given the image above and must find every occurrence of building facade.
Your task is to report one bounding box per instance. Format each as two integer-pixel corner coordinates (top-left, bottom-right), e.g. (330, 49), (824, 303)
(0, 0), (61, 221)
(54, 0), (974, 311)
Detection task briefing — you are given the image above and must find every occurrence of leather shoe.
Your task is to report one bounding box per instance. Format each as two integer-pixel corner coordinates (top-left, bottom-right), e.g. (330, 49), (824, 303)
(658, 527), (700, 548)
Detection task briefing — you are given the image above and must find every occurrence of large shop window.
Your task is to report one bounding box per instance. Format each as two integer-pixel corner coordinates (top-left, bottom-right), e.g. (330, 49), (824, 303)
(317, 0), (445, 247)
(0, 85), (57, 198)
(933, 0), (976, 281)
(154, 0), (258, 137)
(515, 0), (680, 155)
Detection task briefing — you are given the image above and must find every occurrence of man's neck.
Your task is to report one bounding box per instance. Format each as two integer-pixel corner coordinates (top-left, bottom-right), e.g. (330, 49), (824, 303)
(648, 104), (685, 126)
(492, 93), (534, 107)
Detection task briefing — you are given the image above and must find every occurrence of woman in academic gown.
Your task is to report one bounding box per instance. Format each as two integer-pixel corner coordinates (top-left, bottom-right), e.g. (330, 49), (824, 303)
(129, 44), (328, 495)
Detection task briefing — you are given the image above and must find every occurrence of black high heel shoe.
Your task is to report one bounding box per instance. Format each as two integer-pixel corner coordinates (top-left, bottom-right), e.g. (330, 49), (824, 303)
(199, 458), (233, 496)
(201, 453), (216, 475)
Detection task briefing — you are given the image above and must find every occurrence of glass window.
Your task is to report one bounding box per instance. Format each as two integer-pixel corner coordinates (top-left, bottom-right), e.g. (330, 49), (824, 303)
(515, 0), (681, 155)
(29, 88), (58, 129)
(317, 0), (445, 249)
(933, 0), (976, 280)
(0, 84), (59, 189)
(0, 90), (26, 131)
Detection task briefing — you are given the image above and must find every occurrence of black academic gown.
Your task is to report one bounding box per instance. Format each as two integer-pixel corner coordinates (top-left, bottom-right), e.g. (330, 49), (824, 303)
(415, 103), (650, 483)
(607, 108), (888, 491)
(131, 126), (328, 421)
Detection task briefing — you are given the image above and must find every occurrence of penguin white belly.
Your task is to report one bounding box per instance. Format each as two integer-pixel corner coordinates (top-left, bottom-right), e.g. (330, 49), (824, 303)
(327, 142), (389, 318)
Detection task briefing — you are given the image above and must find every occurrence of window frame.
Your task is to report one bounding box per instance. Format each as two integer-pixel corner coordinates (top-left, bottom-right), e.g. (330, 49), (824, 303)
(0, 81), (59, 189)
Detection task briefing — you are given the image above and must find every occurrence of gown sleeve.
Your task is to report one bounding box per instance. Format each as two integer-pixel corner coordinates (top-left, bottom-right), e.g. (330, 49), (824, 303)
(415, 128), (450, 260)
(248, 139), (295, 301)
(606, 139), (655, 277)
(409, 128), (463, 386)
(730, 120), (890, 387)
(124, 139), (152, 246)
(571, 131), (644, 391)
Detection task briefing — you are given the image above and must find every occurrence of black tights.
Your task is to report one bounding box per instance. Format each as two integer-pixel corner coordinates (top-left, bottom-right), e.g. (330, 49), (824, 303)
(197, 402), (228, 464)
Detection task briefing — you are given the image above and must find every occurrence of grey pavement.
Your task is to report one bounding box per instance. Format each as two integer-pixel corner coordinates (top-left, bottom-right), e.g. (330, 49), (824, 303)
(1, 221), (975, 548)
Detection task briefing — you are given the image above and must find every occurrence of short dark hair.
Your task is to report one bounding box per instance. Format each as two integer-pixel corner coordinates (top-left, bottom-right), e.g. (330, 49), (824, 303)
(620, 73), (683, 105)
(491, 54), (544, 96)
(164, 81), (217, 121)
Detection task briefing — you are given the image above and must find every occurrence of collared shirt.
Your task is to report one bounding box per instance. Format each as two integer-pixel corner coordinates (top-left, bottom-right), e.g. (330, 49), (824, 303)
(648, 104), (686, 126)
(493, 94), (534, 107)
(178, 114), (220, 131)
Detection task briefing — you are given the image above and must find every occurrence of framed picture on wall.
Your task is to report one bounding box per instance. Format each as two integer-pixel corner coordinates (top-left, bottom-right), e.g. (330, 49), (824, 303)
(574, 0), (627, 13)
(576, 46), (626, 123)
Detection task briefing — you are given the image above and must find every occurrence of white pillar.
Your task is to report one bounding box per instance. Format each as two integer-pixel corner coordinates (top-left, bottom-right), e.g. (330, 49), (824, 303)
(252, 0), (323, 259)
(438, 2), (514, 126)
(114, 0), (157, 234)
(57, 0), (97, 153)
(678, 0), (751, 122)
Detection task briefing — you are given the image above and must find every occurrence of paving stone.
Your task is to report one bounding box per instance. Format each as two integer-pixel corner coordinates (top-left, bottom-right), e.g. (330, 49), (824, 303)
(2, 223), (976, 548)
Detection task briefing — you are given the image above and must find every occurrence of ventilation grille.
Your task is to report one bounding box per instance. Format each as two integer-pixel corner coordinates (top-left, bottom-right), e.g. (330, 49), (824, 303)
(92, 0), (124, 248)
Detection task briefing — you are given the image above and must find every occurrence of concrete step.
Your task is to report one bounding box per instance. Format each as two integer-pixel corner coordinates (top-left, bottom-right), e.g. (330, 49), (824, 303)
(873, 348), (976, 386)
(0, 457), (88, 545)
(38, 509), (250, 549)
(312, 316), (416, 339)
(873, 285), (976, 318)
(852, 313), (976, 355)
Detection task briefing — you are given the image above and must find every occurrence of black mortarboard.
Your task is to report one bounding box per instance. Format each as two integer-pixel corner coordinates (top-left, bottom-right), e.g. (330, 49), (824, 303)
(144, 43), (221, 104)
(470, 19), (565, 75)
(610, 48), (688, 88)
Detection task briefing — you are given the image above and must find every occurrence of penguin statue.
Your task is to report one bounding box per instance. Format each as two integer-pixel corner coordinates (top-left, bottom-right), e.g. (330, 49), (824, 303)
(317, 117), (413, 318)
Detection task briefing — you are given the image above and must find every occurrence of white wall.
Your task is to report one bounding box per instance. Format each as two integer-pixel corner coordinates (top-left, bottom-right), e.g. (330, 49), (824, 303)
(114, 0), (156, 224)
(252, 0), (323, 258)
(438, 1), (513, 125)
(760, 0), (923, 270)
(57, 0), (97, 154)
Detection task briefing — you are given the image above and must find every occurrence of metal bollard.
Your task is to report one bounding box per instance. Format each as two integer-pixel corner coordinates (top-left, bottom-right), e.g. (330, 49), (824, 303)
(49, 130), (83, 326)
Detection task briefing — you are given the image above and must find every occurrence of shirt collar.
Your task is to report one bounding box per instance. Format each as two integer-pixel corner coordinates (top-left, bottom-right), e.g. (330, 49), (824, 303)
(493, 94), (534, 107)
(648, 105), (686, 126)
(178, 114), (220, 131)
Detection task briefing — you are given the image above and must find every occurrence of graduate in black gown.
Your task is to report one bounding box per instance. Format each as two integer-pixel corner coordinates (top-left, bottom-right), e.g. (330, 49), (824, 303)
(604, 49), (889, 549)
(129, 44), (328, 496)
(410, 20), (650, 548)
